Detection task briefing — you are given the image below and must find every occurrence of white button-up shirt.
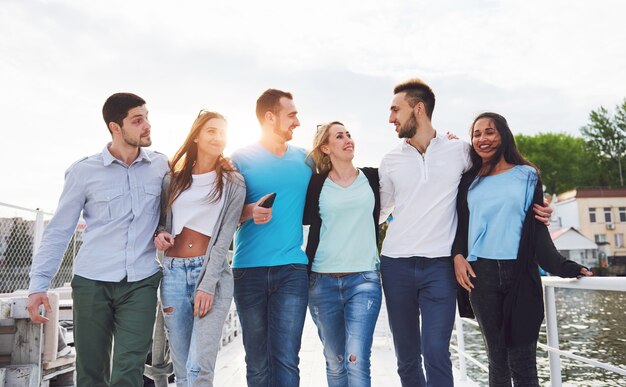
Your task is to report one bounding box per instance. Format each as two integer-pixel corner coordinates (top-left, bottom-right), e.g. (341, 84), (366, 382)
(379, 134), (471, 258)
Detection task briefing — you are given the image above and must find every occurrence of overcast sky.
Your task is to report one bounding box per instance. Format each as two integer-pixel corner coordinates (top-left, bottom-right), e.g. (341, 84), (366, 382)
(1, 0), (625, 213)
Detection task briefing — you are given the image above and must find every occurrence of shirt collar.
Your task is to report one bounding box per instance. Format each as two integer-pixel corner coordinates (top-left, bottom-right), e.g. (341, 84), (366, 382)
(400, 132), (445, 152)
(102, 143), (152, 166)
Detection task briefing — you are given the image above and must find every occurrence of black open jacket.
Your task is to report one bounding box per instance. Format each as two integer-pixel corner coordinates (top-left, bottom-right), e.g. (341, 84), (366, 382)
(303, 167), (380, 270)
(452, 170), (583, 347)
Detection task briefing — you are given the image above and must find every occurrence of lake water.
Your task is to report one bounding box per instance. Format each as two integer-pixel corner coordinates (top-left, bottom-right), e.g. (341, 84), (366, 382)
(451, 288), (626, 386)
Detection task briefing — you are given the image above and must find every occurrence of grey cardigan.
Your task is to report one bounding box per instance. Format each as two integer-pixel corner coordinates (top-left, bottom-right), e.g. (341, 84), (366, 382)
(157, 171), (246, 295)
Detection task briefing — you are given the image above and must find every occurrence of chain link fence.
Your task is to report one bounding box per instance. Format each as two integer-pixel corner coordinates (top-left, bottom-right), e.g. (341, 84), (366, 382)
(0, 202), (80, 294)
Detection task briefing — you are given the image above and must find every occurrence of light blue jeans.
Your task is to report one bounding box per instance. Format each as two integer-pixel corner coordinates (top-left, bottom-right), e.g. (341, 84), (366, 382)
(161, 256), (233, 387)
(308, 271), (382, 387)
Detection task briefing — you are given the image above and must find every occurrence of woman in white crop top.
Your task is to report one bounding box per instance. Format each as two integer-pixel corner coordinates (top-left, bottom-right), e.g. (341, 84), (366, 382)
(153, 110), (245, 386)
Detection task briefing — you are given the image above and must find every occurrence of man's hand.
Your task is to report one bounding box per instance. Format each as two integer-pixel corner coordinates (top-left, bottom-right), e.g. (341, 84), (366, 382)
(446, 131), (459, 140)
(154, 231), (175, 251)
(27, 292), (51, 323)
(240, 193), (274, 224)
(220, 157), (237, 171)
(533, 199), (553, 226)
(579, 267), (593, 277)
(454, 254), (476, 292)
(194, 290), (214, 317)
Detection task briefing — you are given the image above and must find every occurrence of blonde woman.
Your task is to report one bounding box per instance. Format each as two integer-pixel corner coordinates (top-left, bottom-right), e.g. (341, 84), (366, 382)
(154, 110), (245, 386)
(304, 121), (382, 387)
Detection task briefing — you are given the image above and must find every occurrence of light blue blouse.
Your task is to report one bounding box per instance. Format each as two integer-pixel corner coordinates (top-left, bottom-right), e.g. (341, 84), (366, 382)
(467, 165), (538, 262)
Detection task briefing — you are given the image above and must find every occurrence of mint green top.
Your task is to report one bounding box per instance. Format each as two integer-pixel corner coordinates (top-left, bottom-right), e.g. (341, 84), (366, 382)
(312, 172), (379, 273)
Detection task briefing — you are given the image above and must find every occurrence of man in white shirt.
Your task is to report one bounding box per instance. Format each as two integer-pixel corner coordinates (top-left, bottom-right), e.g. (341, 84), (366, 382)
(379, 79), (552, 387)
(378, 78), (469, 387)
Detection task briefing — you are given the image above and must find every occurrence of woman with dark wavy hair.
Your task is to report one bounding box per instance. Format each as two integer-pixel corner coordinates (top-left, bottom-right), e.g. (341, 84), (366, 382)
(153, 110), (245, 386)
(452, 112), (592, 386)
(304, 121), (382, 387)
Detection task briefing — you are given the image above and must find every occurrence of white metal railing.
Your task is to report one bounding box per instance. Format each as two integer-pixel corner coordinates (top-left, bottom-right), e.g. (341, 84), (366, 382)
(542, 277), (626, 386)
(452, 277), (626, 386)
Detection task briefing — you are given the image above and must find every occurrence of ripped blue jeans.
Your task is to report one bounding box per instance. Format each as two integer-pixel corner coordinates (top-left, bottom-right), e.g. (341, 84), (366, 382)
(160, 256), (233, 387)
(308, 270), (382, 387)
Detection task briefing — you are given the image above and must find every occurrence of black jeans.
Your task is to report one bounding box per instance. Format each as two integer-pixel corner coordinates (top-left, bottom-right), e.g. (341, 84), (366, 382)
(469, 259), (540, 387)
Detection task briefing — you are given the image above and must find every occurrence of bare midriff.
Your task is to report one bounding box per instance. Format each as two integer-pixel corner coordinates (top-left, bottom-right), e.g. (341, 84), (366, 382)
(165, 227), (211, 258)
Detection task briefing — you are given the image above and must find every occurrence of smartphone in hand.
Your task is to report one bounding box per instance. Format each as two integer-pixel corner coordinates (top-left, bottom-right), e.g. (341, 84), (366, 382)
(258, 193), (277, 208)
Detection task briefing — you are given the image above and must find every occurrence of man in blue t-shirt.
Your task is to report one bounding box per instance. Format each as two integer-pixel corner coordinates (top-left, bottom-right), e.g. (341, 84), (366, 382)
(231, 88), (312, 387)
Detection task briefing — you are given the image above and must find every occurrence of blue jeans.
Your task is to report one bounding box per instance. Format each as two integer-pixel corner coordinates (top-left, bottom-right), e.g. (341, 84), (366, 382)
(380, 256), (457, 387)
(469, 259), (539, 387)
(161, 256), (233, 387)
(308, 271), (382, 387)
(233, 264), (309, 387)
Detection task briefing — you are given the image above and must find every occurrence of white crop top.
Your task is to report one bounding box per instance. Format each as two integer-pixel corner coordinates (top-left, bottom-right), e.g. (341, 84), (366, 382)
(171, 171), (225, 237)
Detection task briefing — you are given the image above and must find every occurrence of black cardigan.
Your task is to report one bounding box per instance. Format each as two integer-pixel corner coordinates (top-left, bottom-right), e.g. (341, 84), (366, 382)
(452, 170), (583, 347)
(303, 167), (381, 270)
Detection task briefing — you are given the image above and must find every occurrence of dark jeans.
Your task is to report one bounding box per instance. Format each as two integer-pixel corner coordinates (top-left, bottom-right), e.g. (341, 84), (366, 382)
(71, 271), (162, 387)
(380, 256), (456, 387)
(233, 264), (309, 387)
(469, 259), (540, 387)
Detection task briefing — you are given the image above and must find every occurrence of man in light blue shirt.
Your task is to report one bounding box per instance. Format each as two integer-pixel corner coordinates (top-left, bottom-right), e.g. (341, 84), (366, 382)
(231, 89), (312, 386)
(27, 93), (168, 387)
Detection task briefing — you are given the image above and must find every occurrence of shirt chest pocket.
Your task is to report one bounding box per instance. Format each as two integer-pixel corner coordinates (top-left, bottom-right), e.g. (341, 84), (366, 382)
(142, 184), (161, 214)
(91, 187), (126, 222)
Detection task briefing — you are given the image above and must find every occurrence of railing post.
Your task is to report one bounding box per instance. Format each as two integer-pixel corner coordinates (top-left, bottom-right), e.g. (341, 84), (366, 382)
(544, 285), (562, 387)
(33, 209), (45, 256)
(455, 307), (468, 380)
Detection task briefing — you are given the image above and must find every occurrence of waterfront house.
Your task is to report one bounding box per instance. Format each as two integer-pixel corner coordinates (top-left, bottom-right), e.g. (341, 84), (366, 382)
(550, 227), (598, 268)
(552, 187), (626, 266)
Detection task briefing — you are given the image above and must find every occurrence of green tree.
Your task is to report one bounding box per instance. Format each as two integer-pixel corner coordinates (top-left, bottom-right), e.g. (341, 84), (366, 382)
(580, 99), (626, 186)
(516, 133), (601, 194)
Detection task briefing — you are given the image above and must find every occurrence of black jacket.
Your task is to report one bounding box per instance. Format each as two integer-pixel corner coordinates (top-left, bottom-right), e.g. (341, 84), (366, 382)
(303, 167), (380, 269)
(452, 170), (583, 347)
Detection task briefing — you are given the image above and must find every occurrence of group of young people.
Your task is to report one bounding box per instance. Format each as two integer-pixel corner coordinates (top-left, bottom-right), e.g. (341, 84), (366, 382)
(27, 78), (590, 387)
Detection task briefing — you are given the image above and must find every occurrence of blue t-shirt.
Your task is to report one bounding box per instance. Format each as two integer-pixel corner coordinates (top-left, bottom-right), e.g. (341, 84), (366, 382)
(231, 143), (312, 268)
(313, 172), (378, 273)
(467, 165), (537, 262)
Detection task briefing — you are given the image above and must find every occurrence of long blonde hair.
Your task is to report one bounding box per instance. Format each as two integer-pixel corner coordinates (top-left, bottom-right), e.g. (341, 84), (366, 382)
(167, 110), (233, 209)
(306, 121), (344, 174)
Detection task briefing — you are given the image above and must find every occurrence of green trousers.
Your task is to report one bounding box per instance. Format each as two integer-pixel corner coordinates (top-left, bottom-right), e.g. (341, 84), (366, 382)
(71, 271), (162, 387)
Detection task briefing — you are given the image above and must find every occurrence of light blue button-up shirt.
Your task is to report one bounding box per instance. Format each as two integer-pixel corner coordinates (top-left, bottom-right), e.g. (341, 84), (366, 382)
(28, 144), (169, 293)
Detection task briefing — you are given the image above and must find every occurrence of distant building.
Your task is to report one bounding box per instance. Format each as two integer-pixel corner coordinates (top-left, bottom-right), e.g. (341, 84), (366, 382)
(550, 227), (598, 268)
(553, 187), (626, 264)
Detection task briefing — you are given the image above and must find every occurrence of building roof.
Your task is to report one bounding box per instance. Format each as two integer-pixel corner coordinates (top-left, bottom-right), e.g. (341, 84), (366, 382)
(557, 187), (626, 201)
(550, 227), (598, 250)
